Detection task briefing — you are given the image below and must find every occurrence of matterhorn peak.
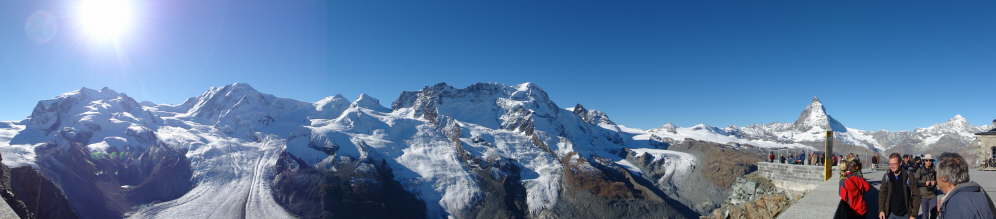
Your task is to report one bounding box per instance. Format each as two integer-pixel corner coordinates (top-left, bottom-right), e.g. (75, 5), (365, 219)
(792, 97), (847, 132)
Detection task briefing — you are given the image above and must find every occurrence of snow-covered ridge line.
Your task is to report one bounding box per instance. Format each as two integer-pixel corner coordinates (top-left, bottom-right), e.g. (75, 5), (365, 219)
(0, 82), (985, 219)
(637, 97), (985, 153)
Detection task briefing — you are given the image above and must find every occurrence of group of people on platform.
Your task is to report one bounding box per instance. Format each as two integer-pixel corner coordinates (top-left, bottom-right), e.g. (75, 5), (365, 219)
(834, 152), (995, 219)
(767, 151), (861, 167)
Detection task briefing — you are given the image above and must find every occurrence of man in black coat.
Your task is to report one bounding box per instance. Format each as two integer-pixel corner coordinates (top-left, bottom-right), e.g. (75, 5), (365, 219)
(879, 153), (919, 219)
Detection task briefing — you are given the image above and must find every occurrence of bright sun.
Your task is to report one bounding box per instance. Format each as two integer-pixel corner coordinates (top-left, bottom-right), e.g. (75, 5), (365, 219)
(77, 0), (134, 42)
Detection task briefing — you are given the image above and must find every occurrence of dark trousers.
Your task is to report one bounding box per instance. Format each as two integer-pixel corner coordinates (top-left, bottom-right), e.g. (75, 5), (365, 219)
(833, 200), (864, 219)
(888, 213), (908, 219)
(918, 197), (937, 219)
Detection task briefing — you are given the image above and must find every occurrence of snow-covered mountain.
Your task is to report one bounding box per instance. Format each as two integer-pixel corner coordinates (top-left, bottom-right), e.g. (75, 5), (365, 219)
(0, 82), (707, 219)
(865, 114), (989, 157)
(12, 87), (163, 153)
(632, 97), (877, 151)
(0, 82), (985, 219)
(636, 97), (987, 157)
(285, 82), (700, 218)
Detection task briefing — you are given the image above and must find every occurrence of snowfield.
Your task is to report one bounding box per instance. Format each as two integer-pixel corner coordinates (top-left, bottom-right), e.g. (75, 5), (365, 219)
(0, 121), (36, 168)
(128, 121), (293, 219)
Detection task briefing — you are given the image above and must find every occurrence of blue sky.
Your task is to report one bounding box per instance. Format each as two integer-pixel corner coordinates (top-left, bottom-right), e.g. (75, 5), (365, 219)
(3, 0), (995, 131)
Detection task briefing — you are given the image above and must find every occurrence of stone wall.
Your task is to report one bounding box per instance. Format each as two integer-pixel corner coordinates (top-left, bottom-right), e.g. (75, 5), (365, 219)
(977, 136), (996, 168)
(756, 162), (827, 194)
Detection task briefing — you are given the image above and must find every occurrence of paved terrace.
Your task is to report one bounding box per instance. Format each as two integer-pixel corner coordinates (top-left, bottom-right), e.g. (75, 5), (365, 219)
(777, 170), (996, 219)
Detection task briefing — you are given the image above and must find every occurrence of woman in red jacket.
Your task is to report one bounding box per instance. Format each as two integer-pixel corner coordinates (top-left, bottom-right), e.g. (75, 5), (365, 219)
(836, 160), (871, 219)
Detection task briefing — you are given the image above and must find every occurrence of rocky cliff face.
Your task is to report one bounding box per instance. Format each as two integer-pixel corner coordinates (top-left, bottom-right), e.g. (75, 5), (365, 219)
(655, 140), (765, 214)
(8, 165), (78, 219)
(271, 152), (425, 219)
(0, 154), (42, 219)
(539, 152), (697, 219)
(30, 139), (192, 218)
(704, 173), (794, 219)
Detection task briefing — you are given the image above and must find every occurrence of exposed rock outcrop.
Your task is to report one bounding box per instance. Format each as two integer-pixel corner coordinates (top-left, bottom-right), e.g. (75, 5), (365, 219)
(537, 152), (698, 219)
(704, 173), (794, 219)
(271, 152), (426, 219)
(8, 166), (78, 219)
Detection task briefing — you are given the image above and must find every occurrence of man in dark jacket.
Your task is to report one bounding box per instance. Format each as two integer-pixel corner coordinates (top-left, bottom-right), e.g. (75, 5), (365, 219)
(880, 153), (919, 219)
(935, 153), (996, 219)
(913, 154), (938, 219)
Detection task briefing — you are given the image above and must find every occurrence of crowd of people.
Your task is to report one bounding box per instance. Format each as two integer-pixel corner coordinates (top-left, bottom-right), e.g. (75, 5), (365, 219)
(834, 152), (995, 219)
(767, 151), (865, 168)
(766, 150), (995, 218)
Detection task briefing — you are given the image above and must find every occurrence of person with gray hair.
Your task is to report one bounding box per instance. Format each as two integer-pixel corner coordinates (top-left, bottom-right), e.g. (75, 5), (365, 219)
(935, 152), (996, 219)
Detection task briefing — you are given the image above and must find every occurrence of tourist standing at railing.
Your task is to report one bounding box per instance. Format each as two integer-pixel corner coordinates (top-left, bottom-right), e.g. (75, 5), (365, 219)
(769, 151), (776, 163)
(879, 153), (919, 219)
(935, 153), (995, 219)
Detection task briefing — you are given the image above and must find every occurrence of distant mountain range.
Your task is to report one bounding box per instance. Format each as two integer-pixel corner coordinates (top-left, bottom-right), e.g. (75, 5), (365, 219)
(0, 82), (987, 219)
(631, 97), (990, 157)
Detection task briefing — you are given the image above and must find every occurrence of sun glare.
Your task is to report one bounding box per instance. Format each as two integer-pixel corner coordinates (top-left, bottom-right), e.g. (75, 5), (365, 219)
(77, 0), (134, 42)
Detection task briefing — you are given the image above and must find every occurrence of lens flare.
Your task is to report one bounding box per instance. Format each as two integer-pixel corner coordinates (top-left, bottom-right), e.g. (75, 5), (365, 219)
(25, 11), (58, 44)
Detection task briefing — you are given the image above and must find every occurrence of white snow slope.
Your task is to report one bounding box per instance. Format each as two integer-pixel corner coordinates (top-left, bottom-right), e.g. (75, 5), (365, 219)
(127, 121), (294, 219)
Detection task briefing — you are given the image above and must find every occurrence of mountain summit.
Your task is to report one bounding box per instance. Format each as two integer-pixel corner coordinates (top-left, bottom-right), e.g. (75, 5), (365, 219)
(792, 97), (847, 132)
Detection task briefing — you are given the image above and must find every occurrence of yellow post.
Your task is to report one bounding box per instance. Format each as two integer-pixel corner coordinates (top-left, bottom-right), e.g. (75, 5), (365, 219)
(824, 130), (834, 181)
